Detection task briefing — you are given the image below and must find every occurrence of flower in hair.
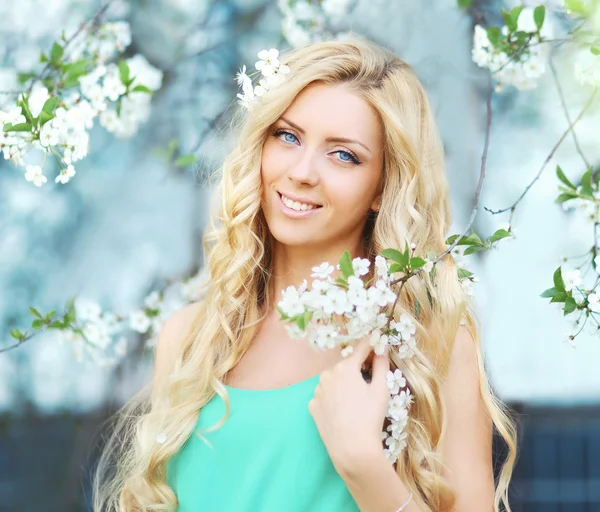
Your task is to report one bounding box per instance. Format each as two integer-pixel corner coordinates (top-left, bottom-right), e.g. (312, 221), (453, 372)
(236, 48), (290, 109)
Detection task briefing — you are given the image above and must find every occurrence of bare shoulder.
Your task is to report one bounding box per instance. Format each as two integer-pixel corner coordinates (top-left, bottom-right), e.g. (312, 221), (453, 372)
(448, 324), (478, 372)
(443, 324), (482, 403)
(154, 302), (203, 383)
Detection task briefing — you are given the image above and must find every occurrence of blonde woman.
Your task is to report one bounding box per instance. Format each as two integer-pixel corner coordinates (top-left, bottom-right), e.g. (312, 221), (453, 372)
(94, 39), (517, 511)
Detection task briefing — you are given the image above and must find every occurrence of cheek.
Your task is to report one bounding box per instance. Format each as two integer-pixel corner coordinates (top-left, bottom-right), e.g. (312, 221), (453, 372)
(261, 142), (287, 184)
(326, 172), (378, 213)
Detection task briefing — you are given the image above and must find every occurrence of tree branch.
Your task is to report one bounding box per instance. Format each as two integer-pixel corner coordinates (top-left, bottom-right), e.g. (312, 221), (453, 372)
(484, 88), (598, 224)
(549, 57), (591, 169)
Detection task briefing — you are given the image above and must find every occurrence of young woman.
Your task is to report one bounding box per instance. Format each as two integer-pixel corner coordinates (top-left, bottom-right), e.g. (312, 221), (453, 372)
(94, 39), (516, 511)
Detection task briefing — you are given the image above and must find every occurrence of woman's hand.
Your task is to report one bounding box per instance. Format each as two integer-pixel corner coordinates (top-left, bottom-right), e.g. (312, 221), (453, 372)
(308, 336), (390, 476)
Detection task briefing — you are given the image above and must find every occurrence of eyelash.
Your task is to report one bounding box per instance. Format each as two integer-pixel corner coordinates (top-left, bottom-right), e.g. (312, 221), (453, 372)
(272, 129), (362, 165)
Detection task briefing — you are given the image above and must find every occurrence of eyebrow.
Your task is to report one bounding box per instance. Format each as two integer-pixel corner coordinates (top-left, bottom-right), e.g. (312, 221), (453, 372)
(279, 117), (372, 155)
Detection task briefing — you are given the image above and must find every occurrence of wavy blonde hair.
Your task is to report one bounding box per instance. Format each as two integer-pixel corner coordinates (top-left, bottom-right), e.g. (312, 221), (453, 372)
(93, 39), (517, 511)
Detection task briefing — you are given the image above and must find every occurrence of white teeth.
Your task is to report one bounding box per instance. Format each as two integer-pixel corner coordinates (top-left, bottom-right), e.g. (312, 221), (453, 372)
(281, 194), (317, 212)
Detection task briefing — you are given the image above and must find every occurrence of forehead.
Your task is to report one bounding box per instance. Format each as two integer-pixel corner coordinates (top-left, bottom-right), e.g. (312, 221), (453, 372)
(280, 82), (382, 148)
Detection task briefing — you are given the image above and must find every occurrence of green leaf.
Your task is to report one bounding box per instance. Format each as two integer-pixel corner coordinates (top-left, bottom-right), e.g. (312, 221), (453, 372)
(553, 267), (565, 292)
(45, 310), (56, 320)
(389, 263), (404, 274)
(457, 268), (473, 279)
(510, 6), (524, 26)
(565, 0), (588, 15)
(534, 5), (546, 31)
(10, 328), (24, 340)
(296, 314), (306, 330)
(489, 228), (512, 244)
(414, 299), (421, 317)
(581, 167), (594, 196)
(487, 26), (501, 46)
(550, 291), (567, 303)
(409, 257), (426, 270)
(446, 234), (459, 245)
(339, 251), (354, 278)
(132, 84), (153, 94)
(31, 319), (44, 330)
(62, 76), (81, 89)
(556, 192), (579, 204)
(65, 304), (76, 324)
(463, 245), (485, 256)
(502, 8), (517, 32)
(48, 321), (65, 329)
(564, 296), (577, 315)
(556, 165), (576, 190)
(3, 123), (12, 131)
(41, 96), (59, 115)
(38, 111), (55, 126)
(118, 60), (131, 86)
(50, 42), (64, 64)
(303, 310), (312, 328)
(174, 154), (196, 168)
(540, 287), (558, 298)
(29, 307), (42, 319)
(335, 276), (348, 288)
(40, 51), (49, 63)
(64, 59), (89, 79)
(457, 0), (472, 8)
(465, 231), (484, 246)
(4, 122), (32, 133)
(276, 305), (289, 320)
(591, 47), (600, 56)
(381, 248), (408, 267)
(17, 72), (36, 85)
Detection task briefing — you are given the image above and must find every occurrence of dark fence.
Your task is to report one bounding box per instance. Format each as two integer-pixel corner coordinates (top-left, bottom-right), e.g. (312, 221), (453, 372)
(1, 405), (600, 511)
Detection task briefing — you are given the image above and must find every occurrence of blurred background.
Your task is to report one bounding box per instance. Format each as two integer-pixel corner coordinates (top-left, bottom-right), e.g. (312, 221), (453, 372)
(1, 0), (599, 511)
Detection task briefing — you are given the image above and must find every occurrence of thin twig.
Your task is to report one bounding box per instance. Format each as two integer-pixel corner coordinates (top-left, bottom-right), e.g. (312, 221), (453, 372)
(549, 57), (591, 169)
(27, 0), (115, 93)
(390, 75), (494, 286)
(484, 88), (598, 224)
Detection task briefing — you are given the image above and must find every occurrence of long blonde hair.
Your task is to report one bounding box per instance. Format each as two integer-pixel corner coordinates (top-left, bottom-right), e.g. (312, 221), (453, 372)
(93, 39), (517, 511)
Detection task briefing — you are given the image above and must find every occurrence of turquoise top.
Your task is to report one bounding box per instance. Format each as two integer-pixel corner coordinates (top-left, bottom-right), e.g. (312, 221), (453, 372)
(166, 373), (360, 511)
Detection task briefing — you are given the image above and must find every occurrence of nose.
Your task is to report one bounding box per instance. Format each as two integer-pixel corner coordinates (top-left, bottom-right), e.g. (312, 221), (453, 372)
(286, 148), (320, 187)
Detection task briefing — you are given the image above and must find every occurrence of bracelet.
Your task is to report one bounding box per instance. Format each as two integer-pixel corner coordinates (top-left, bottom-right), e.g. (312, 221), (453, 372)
(394, 492), (413, 512)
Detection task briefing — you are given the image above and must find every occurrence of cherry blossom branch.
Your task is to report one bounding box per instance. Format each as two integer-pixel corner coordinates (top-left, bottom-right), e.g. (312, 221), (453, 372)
(549, 57), (591, 169)
(484, 88), (598, 225)
(29, 1), (116, 92)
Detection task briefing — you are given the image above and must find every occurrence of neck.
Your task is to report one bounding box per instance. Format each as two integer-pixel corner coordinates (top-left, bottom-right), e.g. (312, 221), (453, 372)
(269, 236), (367, 308)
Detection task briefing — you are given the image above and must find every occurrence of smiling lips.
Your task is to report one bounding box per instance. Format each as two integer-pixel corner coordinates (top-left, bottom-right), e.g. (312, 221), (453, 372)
(278, 192), (322, 212)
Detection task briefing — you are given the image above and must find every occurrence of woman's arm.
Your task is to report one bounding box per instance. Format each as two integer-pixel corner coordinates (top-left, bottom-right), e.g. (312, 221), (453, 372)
(337, 325), (494, 512)
(441, 325), (495, 511)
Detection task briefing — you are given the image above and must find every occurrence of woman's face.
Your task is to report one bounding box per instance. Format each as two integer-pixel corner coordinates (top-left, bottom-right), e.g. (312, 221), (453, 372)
(261, 82), (384, 252)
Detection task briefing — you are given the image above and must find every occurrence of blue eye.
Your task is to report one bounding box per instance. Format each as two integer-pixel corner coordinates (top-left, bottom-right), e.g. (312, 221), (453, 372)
(334, 150), (360, 165)
(273, 129), (299, 144)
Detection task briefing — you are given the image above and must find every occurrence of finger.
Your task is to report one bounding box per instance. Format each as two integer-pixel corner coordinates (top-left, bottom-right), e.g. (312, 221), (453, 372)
(348, 336), (374, 367)
(372, 346), (390, 384)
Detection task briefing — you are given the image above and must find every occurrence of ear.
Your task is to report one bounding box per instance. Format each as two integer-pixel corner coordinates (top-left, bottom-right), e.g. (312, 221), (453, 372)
(370, 197), (381, 212)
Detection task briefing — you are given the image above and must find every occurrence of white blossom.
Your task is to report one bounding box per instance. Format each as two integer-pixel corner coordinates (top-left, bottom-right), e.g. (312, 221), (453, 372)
(24, 165), (47, 187)
(588, 289), (600, 312)
(352, 257), (370, 276)
(311, 262), (334, 279)
(255, 49), (280, 77)
(386, 368), (406, 394)
(55, 164), (76, 184)
(129, 310), (151, 333)
(27, 85), (50, 118)
(563, 268), (582, 291)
